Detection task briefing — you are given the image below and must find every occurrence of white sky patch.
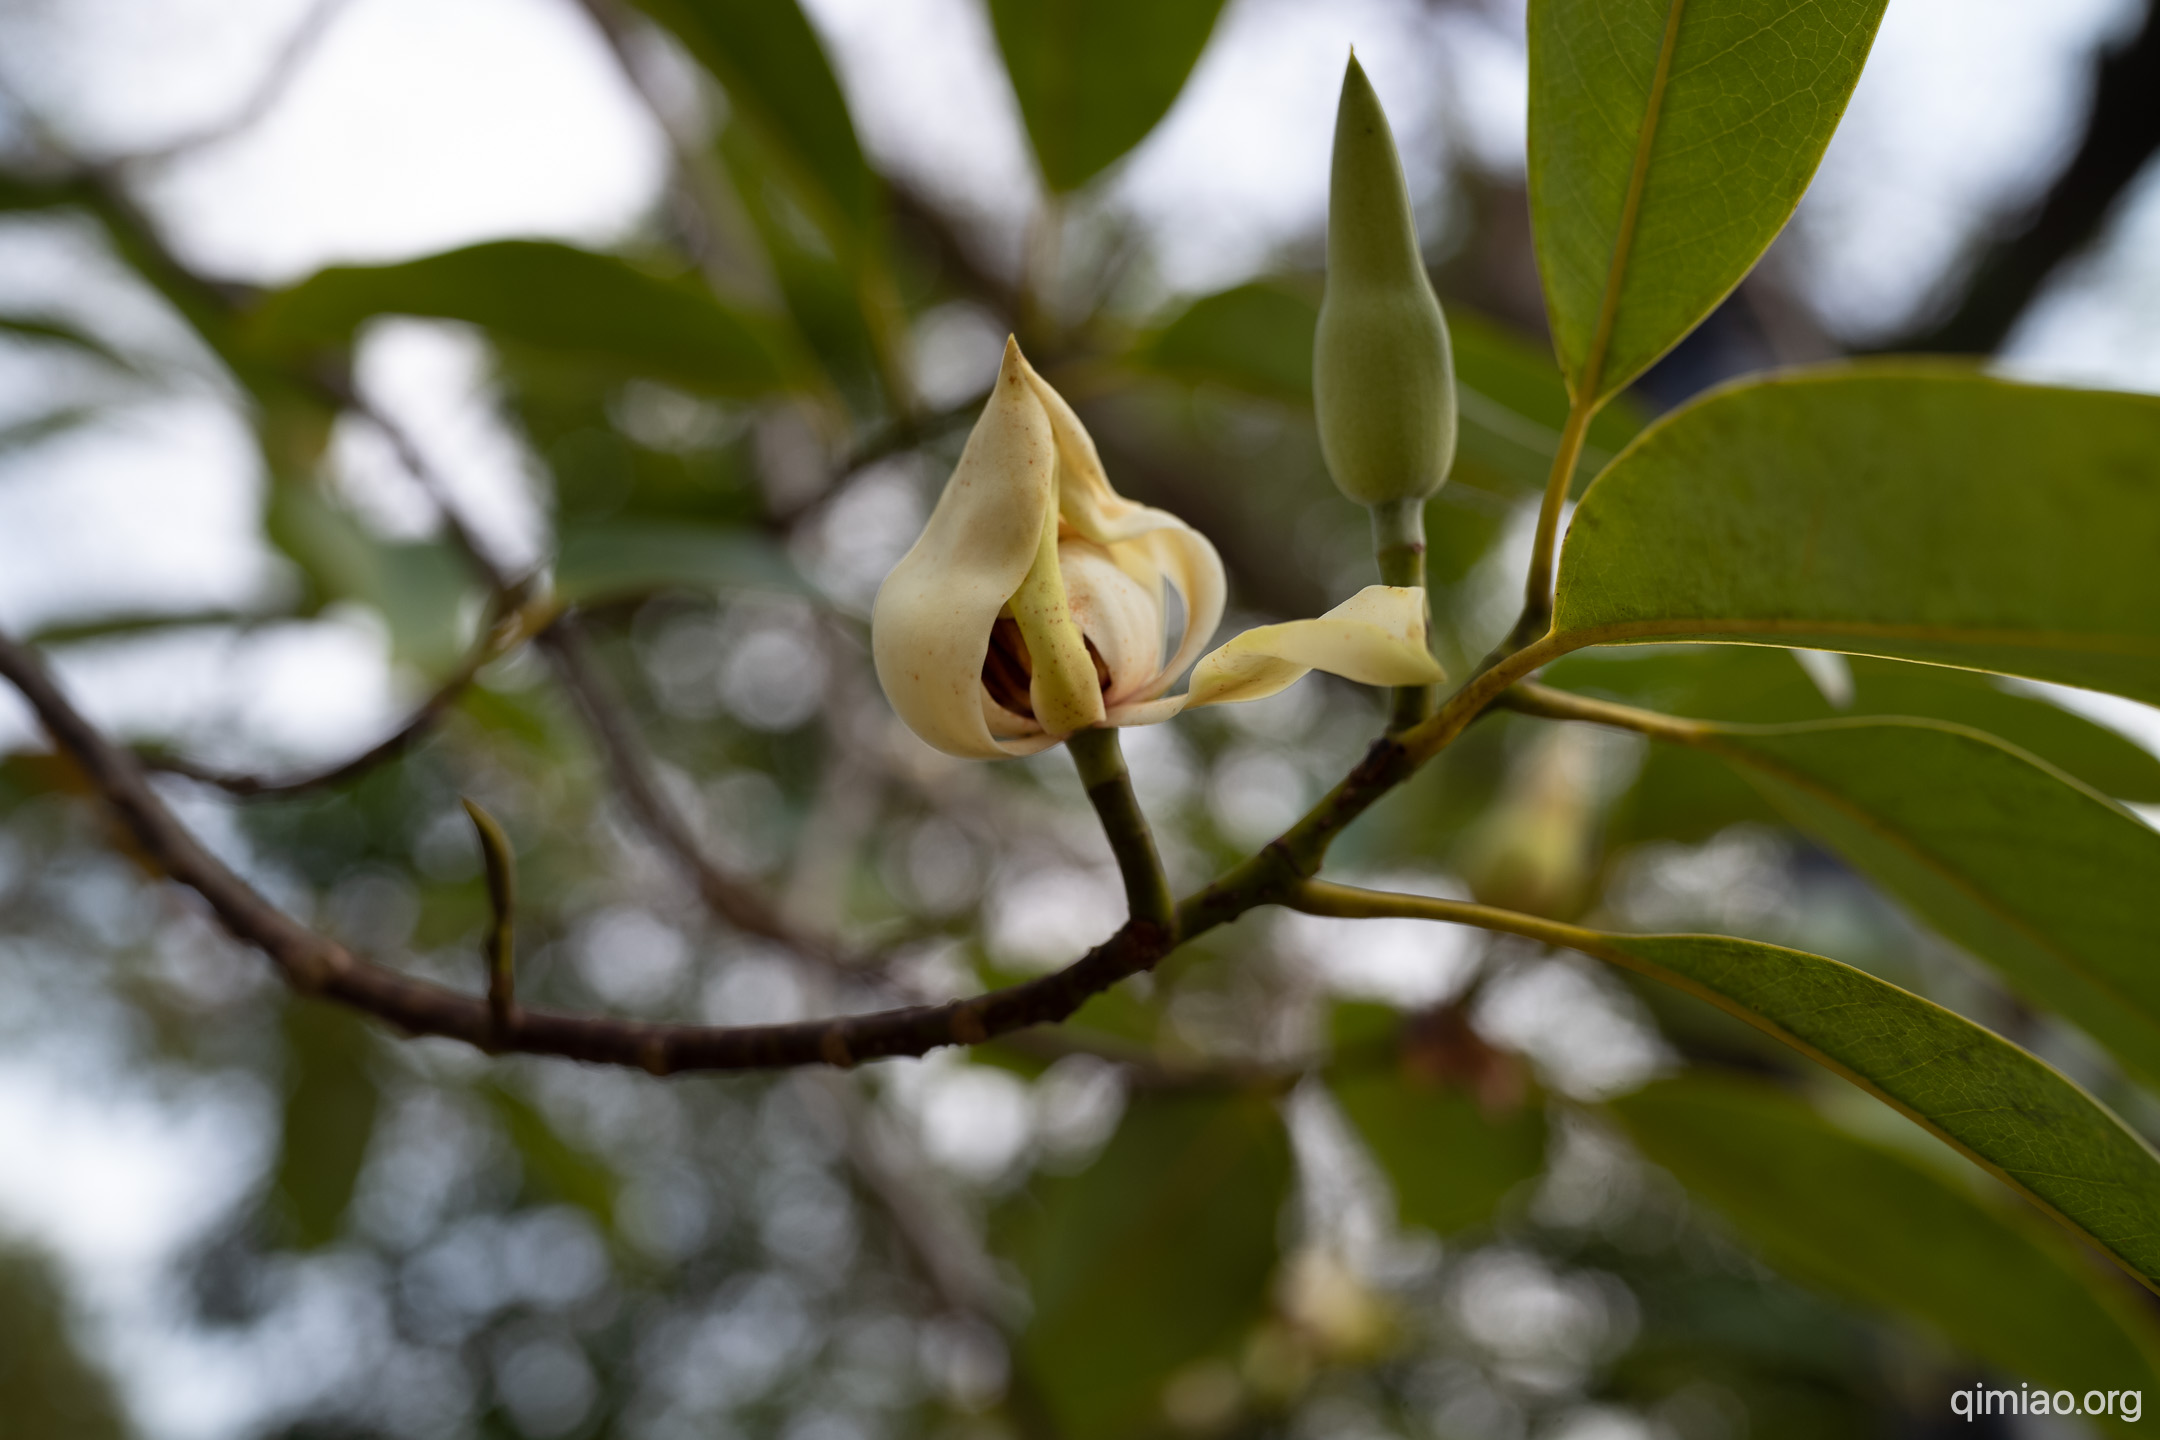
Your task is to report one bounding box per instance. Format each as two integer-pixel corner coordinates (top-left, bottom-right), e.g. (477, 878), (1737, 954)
(1795, 0), (2144, 341)
(137, 0), (668, 282)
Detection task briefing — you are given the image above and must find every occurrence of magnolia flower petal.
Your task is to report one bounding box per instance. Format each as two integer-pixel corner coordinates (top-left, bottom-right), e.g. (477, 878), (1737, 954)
(1185, 585), (1447, 710)
(1131, 524), (1227, 702)
(1060, 539), (1164, 705)
(872, 340), (1057, 758)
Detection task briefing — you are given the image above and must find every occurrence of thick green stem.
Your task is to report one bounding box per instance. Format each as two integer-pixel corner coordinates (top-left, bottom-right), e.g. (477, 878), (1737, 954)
(1066, 726), (1176, 938)
(1508, 399), (1596, 651)
(1371, 496), (1433, 730)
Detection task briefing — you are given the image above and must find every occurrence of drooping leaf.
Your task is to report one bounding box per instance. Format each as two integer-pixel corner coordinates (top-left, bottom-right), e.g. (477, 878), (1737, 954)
(1529, 0), (1887, 400)
(629, 0), (877, 243)
(987, 0), (1230, 192)
(1546, 647), (2160, 803)
(1330, 1067), (1546, 1237)
(1002, 1087), (1292, 1438)
(1613, 1074), (2160, 1423)
(273, 1001), (381, 1249)
(265, 483), (477, 673)
(1552, 369), (2160, 704)
(1139, 280), (1319, 403)
(1577, 930), (2160, 1292)
(553, 519), (805, 604)
(486, 1084), (617, 1230)
(0, 1245), (131, 1440)
(1340, 897), (2160, 1292)
(0, 314), (138, 374)
(1692, 719), (2160, 1089)
(247, 241), (796, 398)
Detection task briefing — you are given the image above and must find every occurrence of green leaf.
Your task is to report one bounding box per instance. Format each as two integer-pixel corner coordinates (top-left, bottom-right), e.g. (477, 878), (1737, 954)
(1553, 369), (2160, 704)
(552, 519), (805, 604)
(987, 0), (1230, 192)
(1697, 718), (2160, 1089)
(273, 1001), (381, 1249)
(1003, 1088), (1291, 1438)
(247, 241), (796, 398)
(1551, 926), (2160, 1292)
(1528, 0), (1887, 400)
(1546, 647), (2160, 803)
(1139, 280), (1319, 403)
(629, 0), (876, 243)
(1613, 1074), (2160, 1420)
(1331, 1066), (1546, 1237)
(0, 1245), (131, 1440)
(486, 1083), (617, 1229)
(265, 483), (477, 673)
(0, 314), (138, 374)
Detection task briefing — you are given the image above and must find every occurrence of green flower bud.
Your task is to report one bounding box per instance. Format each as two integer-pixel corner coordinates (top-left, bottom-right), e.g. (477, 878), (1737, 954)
(1314, 54), (1457, 508)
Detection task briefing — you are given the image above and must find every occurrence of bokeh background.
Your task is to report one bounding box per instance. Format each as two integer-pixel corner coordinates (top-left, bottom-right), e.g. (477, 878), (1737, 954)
(3, 0), (2160, 1437)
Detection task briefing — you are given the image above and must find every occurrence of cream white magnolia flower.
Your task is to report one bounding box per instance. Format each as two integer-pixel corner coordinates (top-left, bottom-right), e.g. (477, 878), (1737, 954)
(872, 339), (1446, 758)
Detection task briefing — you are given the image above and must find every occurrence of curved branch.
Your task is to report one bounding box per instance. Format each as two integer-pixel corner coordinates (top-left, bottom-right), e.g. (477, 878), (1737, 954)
(140, 601), (550, 797)
(0, 616), (1178, 1071)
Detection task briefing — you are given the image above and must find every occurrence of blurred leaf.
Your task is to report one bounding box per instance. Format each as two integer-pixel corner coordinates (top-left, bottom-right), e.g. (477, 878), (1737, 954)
(0, 314), (137, 374)
(0, 406), (107, 458)
(1548, 925), (2160, 1291)
(0, 1245), (130, 1440)
(1529, 0), (1886, 400)
(1701, 719), (2160, 1088)
(1003, 1088), (1291, 1438)
(265, 483), (475, 672)
(1554, 369), (2160, 704)
(1549, 647), (2160, 803)
(1330, 1048), (1546, 1237)
(631, 0), (876, 244)
(1614, 1073), (2160, 1423)
(273, 1002), (381, 1249)
(988, 0), (1229, 192)
(486, 1084), (617, 1228)
(1138, 280), (1318, 402)
(717, 124), (880, 397)
(248, 241), (797, 397)
(553, 518), (805, 604)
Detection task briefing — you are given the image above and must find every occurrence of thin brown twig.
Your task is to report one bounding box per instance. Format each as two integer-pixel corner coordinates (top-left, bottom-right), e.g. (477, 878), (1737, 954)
(120, 0), (360, 168)
(140, 598), (555, 797)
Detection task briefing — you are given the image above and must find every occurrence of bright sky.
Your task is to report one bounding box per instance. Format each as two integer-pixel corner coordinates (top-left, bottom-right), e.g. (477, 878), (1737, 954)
(2, 0), (2159, 1432)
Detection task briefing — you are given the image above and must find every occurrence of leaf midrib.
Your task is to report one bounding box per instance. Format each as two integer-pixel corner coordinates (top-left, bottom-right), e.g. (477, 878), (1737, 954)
(1575, 0), (1688, 404)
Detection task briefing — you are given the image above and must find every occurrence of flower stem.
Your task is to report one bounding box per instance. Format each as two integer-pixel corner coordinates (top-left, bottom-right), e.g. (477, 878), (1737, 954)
(1371, 496), (1433, 730)
(1065, 726), (1176, 937)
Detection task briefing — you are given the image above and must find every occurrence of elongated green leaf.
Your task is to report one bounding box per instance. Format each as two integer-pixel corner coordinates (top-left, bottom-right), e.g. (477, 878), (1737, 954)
(1694, 719), (2160, 1088)
(1336, 896), (2160, 1290)
(273, 1002), (380, 1249)
(630, 0), (876, 242)
(1331, 1070), (1546, 1237)
(1553, 369), (2160, 703)
(1546, 647), (2160, 803)
(0, 1246), (131, 1440)
(553, 519), (804, 604)
(1529, 0), (1886, 400)
(1002, 1088), (1291, 1439)
(1613, 1074), (2160, 1420)
(247, 241), (795, 397)
(1580, 929), (2160, 1291)
(988, 0), (1229, 192)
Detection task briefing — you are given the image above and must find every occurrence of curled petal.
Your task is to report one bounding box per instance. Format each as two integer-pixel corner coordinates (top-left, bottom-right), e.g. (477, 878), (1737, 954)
(1184, 585), (1447, 710)
(1129, 524), (1226, 702)
(872, 340), (1057, 758)
(1061, 540), (1165, 705)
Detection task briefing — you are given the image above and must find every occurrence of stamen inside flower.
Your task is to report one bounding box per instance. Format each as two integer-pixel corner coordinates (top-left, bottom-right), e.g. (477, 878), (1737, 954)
(982, 614), (1112, 721)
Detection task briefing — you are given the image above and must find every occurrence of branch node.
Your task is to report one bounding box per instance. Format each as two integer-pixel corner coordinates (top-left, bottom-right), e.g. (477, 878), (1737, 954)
(821, 1029), (857, 1069)
(951, 1004), (988, 1046)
